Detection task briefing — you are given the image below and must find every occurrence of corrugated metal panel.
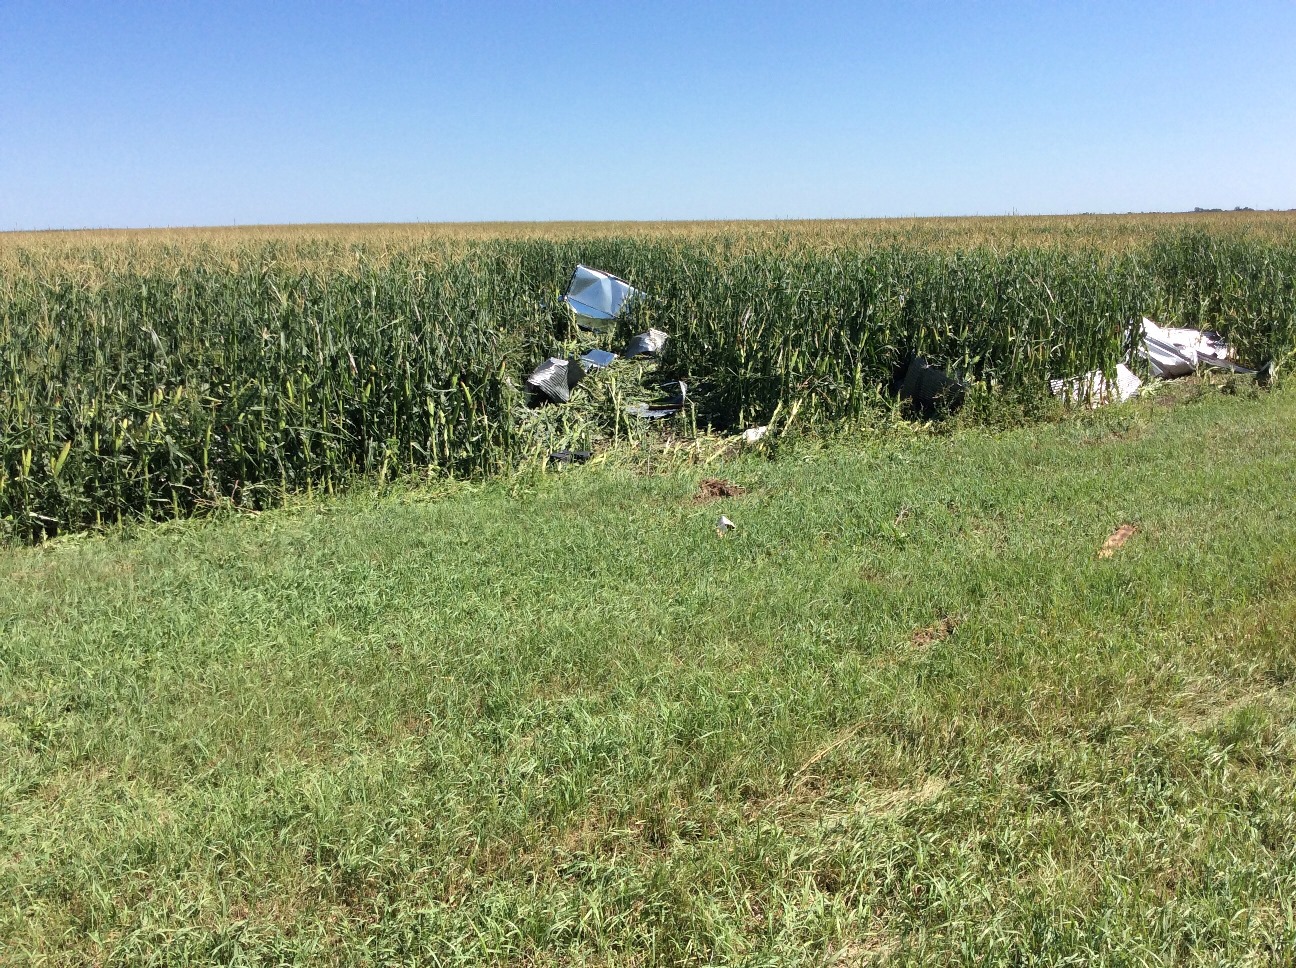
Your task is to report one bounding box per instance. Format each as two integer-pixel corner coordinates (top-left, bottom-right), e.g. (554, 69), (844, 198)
(526, 357), (583, 403)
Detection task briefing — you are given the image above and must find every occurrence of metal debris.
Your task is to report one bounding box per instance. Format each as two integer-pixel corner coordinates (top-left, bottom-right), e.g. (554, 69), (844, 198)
(1050, 363), (1142, 406)
(625, 381), (687, 419)
(716, 514), (736, 536)
(563, 265), (642, 328)
(526, 357), (585, 404)
(625, 403), (677, 420)
(548, 449), (592, 465)
(742, 425), (769, 443)
(1198, 357), (1263, 376)
(659, 381), (687, 406)
(1138, 317), (1237, 378)
(580, 348), (618, 370)
(624, 328), (669, 358)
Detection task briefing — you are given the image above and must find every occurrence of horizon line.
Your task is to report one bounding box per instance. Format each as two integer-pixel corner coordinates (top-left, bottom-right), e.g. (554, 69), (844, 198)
(5, 208), (1292, 236)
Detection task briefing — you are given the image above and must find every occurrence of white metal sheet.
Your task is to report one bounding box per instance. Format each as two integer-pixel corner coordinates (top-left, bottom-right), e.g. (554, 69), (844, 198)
(562, 265), (642, 321)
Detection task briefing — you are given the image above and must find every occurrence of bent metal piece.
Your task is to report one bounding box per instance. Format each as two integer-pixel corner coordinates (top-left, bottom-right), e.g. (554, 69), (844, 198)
(526, 357), (584, 404)
(548, 450), (592, 465)
(624, 328), (668, 358)
(563, 265), (642, 326)
(625, 381), (688, 420)
(625, 403), (677, 419)
(580, 348), (617, 370)
(1138, 317), (1236, 378)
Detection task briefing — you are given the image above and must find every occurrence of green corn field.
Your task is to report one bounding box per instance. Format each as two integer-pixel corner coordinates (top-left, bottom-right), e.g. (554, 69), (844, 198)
(2, 216), (1294, 542)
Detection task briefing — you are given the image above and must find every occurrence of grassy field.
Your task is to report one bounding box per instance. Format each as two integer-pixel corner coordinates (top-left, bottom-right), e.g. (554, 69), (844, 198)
(3, 379), (1294, 965)
(4, 213), (1296, 541)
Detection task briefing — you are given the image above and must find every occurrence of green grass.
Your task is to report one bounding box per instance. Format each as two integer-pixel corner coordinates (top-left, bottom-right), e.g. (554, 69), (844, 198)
(3, 383), (1295, 965)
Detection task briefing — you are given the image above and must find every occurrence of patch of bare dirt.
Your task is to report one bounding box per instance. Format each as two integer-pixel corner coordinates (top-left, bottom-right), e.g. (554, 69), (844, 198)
(911, 615), (958, 647)
(1098, 523), (1138, 559)
(694, 478), (747, 501)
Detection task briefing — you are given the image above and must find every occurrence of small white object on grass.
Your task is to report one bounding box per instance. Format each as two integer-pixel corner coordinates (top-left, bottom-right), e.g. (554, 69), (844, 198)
(1049, 363), (1142, 406)
(717, 515), (736, 536)
(742, 425), (768, 444)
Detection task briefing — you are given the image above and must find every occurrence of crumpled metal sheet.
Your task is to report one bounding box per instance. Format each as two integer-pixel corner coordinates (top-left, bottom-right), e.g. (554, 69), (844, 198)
(526, 357), (584, 403)
(1139, 317), (1236, 378)
(563, 265), (642, 324)
(624, 328), (668, 358)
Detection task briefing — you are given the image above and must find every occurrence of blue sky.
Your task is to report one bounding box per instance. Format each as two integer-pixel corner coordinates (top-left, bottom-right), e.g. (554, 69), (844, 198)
(2, 1), (1294, 229)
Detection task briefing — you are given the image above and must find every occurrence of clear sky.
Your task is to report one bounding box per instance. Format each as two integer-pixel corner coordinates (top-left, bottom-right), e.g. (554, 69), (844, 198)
(2, 1), (1294, 230)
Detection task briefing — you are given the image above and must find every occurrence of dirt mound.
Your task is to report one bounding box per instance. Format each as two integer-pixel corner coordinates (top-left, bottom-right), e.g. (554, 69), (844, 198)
(911, 616), (958, 647)
(695, 478), (746, 501)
